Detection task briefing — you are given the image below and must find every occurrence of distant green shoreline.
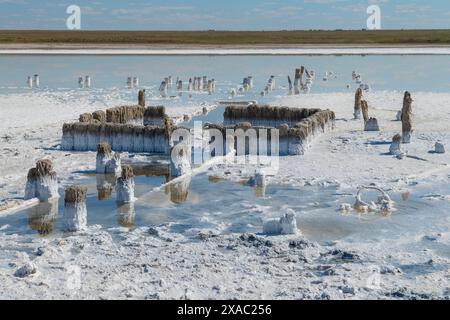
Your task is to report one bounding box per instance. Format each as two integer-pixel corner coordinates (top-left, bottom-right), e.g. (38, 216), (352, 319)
(1, 30), (450, 45)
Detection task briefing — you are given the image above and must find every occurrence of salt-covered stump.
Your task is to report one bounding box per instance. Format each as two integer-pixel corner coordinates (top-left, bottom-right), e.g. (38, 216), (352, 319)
(92, 110), (106, 123)
(116, 165), (135, 203)
(79, 113), (93, 123)
(435, 142), (445, 154)
(389, 134), (402, 156)
(364, 118), (380, 132)
(96, 142), (121, 175)
(263, 209), (298, 235)
(170, 144), (192, 178)
(138, 89), (146, 107)
(63, 185), (88, 232)
(24, 159), (59, 202)
(353, 186), (394, 214)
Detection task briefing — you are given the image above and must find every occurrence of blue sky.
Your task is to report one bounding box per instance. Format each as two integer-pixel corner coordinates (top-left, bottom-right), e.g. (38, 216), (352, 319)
(1, 0), (450, 30)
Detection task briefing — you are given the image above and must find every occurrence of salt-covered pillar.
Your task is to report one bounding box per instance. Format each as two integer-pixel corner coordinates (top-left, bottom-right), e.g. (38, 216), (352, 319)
(78, 77), (84, 88)
(207, 80), (213, 95)
(138, 89), (146, 107)
(203, 76), (208, 90)
(170, 144), (192, 178)
(389, 134), (402, 156)
(159, 81), (167, 98)
(96, 142), (112, 174)
(24, 160), (59, 202)
(247, 76), (253, 88)
(116, 165), (135, 203)
(62, 185), (87, 232)
(84, 75), (91, 89)
(27, 76), (33, 88)
(435, 142), (445, 154)
(133, 77), (139, 88)
(294, 68), (302, 87)
(188, 78), (193, 92)
(354, 87), (363, 119)
(402, 91), (413, 144)
(33, 74), (40, 88)
(287, 75), (293, 94)
(105, 153), (122, 175)
(263, 209), (298, 235)
(127, 77), (133, 89)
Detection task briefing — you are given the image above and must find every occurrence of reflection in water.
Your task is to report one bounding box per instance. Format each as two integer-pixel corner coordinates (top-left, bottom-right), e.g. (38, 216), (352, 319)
(96, 174), (117, 200)
(255, 186), (266, 198)
(27, 199), (58, 236)
(402, 192), (410, 201)
(170, 177), (191, 204)
(117, 202), (136, 228)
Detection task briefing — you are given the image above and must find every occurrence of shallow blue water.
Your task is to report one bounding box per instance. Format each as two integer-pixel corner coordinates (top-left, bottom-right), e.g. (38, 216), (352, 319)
(1, 55), (450, 96)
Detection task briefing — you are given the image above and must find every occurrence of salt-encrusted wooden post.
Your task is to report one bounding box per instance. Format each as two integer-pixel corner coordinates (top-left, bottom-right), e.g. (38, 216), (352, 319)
(389, 134), (402, 155)
(63, 185), (87, 232)
(288, 76), (293, 94)
(84, 76), (91, 89)
(33, 74), (40, 88)
(361, 100), (369, 123)
(133, 77), (139, 87)
(138, 89), (146, 107)
(116, 165), (135, 203)
(96, 142), (112, 173)
(127, 77), (133, 88)
(402, 91), (413, 144)
(188, 78), (193, 92)
(27, 76), (33, 88)
(159, 81), (167, 97)
(170, 144), (192, 178)
(24, 160), (59, 202)
(354, 88), (363, 119)
(362, 100), (380, 131)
